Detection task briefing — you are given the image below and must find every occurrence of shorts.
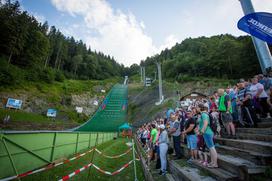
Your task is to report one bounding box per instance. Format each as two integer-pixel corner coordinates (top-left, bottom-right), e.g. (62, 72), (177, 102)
(187, 135), (197, 150)
(203, 133), (215, 149)
(220, 112), (233, 123)
(197, 135), (206, 152)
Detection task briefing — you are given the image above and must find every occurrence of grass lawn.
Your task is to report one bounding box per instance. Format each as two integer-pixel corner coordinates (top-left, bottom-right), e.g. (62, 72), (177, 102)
(22, 138), (145, 181)
(0, 108), (79, 130)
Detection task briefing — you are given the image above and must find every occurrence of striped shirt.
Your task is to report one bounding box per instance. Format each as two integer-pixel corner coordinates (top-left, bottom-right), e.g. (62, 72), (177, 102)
(237, 88), (251, 102)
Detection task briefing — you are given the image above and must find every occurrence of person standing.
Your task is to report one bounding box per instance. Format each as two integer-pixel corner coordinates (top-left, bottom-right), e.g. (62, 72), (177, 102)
(182, 111), (197, 163)
(168, 111), (182, 159)
(150, 124), (158, 161)
(250, 77), (271, 118)
(218, 89), (235, 136)
(198, 104), (218, 168)
(158, 124), (168, 176)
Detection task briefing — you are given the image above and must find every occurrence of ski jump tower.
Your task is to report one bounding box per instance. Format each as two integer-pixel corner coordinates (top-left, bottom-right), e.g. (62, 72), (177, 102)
(239, 0), (272, 74)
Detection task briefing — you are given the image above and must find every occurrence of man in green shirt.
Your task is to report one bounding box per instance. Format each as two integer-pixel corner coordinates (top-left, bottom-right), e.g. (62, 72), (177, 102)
(150, 124), (158, 161)
(218, 88), (235, 136)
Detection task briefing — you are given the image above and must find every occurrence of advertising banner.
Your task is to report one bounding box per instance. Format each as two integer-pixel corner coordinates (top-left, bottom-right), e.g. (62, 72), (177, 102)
(6, 98), (23, 109)
(238, 12), (272, 44)
(47, 109), (57, 117)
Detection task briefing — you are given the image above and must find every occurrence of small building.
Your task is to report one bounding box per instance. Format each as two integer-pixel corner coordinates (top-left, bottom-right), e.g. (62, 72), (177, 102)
(179, 91), (208, 107)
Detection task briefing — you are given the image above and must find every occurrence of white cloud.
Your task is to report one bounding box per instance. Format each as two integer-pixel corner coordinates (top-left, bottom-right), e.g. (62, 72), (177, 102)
(51, 0), (272, 66)
(158, 35), (179, 51)
(51, 0), (169, 66)
(32, 12), (46, 23)
(52, 0), (143, 65)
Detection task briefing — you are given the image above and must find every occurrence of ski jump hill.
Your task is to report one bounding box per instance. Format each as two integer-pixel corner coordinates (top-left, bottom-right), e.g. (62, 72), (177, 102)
(0, 83), (128, 180)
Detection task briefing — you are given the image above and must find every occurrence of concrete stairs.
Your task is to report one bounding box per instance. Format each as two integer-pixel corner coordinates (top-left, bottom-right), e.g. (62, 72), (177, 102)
(168, 118), (272, 181)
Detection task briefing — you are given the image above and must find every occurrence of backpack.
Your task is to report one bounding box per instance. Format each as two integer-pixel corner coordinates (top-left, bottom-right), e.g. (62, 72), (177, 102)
(202, 112), (217, 133)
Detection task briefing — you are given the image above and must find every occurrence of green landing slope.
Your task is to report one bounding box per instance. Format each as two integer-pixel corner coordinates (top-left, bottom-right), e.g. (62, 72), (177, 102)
(74, 84), (128, 132)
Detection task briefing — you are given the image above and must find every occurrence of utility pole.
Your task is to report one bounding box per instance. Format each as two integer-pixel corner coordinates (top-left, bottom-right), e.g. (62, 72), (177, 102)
(239, 0), (272, 74)
(140, 66), (143, 83)
(143, 67), (146, 86)
(155, 62), (164, 105)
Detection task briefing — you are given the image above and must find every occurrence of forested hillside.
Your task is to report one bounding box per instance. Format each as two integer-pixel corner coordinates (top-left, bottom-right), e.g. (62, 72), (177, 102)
(140, 35), (272, 81)
(1, 1), (271, 87)
(0, 1), (128, 86)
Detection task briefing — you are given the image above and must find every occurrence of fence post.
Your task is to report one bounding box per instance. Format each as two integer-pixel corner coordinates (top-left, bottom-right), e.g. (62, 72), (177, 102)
(50, 132), (57, 162)
(132, 139), (138, 181)
(88, 133), (91, 148)
(87, 133), (99, 180)
(75, 132), (79, 154)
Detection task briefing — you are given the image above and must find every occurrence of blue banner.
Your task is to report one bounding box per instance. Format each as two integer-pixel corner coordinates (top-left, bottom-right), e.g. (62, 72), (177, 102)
(6, 98), (23, 109)
(238, 12), (272, 44)
(47, 109), (57, 117)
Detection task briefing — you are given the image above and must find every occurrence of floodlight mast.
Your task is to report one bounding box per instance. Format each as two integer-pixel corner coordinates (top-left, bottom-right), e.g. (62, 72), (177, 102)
(239, 0), (272, 74)
(143, 66), (146, 86)
(155, 61), (164, 105)
(140, 66), (143, 83)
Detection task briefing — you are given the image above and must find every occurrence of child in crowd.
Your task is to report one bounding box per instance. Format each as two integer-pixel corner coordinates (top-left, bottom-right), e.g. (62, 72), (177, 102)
(210, 107), (221, 137)
(195, 126), (208, 166)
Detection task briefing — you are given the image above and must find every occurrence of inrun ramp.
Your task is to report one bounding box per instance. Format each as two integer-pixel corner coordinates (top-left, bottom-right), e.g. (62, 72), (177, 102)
(74, 84), (128, 132)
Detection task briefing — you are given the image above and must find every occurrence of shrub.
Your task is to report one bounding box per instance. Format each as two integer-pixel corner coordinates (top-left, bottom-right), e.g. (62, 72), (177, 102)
(55, 71), (65, 82)
(0, 57), (24, 86)
(39, 68), (55, 83)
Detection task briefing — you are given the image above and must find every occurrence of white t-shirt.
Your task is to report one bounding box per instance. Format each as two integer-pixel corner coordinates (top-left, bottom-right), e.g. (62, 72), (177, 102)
(250, 83), (268, 98)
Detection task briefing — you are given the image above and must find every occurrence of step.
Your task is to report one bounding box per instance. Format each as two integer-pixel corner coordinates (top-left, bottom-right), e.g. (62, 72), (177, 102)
(165, 173), (175, 181)
(257, 121), (272, 128)
(232, 132), (272, 142)
(236, 128), (272, 135)
(216, 144), (272, 165)
(215, 138), (272, 155)
(259, 118), (272, 122)
(169, 160), (217, 181)
(190, 160), (238, 181)
(214, 153), (266, 180)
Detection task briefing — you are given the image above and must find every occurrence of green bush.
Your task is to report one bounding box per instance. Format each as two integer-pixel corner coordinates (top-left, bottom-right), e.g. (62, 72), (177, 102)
(0, 57), (24, 86)
(39, 68), (55, 83)
(177, 74), (194, 83)
(25, 67), (41, 82)
(55, 71), (65, 82)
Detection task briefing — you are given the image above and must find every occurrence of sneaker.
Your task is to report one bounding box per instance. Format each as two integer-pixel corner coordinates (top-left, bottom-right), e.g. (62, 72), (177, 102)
(202, 161), (208, 167)
(162, 171), (167, 176)
(158, 170), (162, 175)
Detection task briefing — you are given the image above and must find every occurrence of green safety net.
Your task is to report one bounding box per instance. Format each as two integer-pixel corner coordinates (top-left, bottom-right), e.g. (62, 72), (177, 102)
(74, 84), (128, 132)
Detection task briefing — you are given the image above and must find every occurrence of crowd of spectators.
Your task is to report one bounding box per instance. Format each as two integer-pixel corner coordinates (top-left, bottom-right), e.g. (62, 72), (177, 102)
(136, 74), (272, 176)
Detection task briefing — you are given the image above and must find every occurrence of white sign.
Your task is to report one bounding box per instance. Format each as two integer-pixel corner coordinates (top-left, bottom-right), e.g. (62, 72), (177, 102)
(75, 106), (83, 113)
(101, 89), (106, 93)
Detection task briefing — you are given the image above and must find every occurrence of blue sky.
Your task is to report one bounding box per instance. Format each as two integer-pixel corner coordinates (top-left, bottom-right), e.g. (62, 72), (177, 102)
(20, 0), (272, 66)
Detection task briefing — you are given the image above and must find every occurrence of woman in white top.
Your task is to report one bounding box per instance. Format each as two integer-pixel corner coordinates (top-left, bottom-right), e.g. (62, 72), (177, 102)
(250, 78), (271, 118)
